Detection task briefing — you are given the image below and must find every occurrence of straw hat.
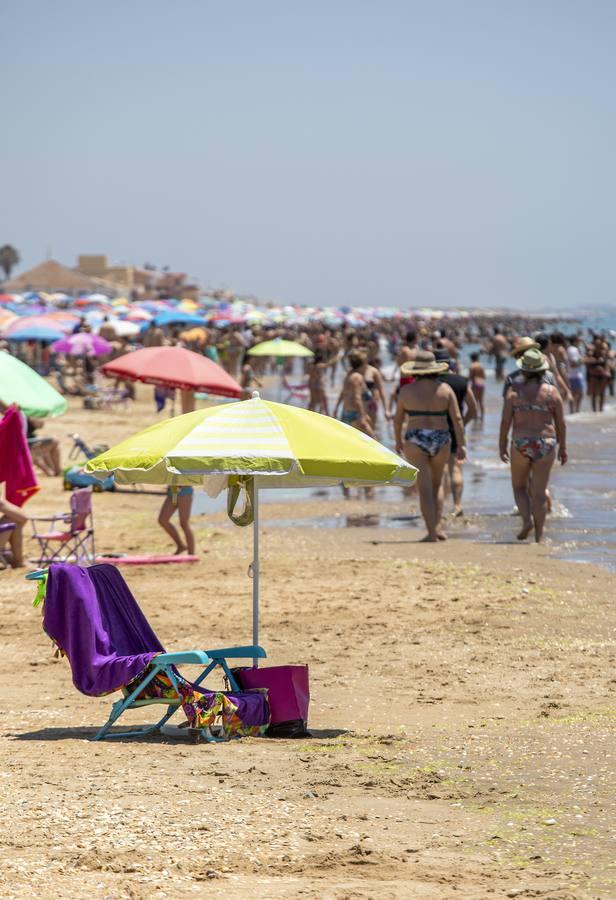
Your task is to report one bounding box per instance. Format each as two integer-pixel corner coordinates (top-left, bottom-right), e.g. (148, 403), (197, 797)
(511, 336), (539, 357)
(400, 350), (449, 377)
(516, 348), (549, 374)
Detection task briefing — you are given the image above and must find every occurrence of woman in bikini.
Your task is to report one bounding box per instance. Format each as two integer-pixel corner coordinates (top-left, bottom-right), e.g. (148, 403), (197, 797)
(468, 351), (486, 422)
(499, 348), (567, 543)
(584, 336), (610, 412)
(394, 351), (466, 542)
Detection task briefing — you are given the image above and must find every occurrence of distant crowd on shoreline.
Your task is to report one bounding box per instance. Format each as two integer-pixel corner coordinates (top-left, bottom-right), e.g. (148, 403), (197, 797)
(3, 311), (614, 549)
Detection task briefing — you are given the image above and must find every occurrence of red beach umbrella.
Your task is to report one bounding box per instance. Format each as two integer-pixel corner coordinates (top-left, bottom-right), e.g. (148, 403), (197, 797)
(100, 346), (243, 398)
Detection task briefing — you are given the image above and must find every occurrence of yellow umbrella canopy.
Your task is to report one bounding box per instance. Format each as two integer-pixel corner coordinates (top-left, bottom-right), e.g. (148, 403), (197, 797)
(247, 339), (314, 358)
(85, 394), (416, 489)
(86, 394), (417, 650)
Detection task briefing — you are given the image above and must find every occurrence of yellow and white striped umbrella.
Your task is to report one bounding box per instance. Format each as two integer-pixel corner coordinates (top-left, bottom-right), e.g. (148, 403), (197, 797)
(86, 393), (416, 490)
(86, 394), (417, 652)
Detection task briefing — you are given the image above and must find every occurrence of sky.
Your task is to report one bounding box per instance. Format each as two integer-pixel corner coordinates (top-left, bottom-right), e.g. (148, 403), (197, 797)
(3, 1), (616, 310)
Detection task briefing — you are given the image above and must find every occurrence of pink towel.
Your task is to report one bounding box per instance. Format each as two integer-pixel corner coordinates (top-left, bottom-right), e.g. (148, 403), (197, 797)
(0, 405), (39, 506)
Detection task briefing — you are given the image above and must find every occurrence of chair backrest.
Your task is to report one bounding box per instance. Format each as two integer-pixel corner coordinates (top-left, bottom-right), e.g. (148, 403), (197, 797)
(70, 487), (92, 532)
(43, 563), (165, 696)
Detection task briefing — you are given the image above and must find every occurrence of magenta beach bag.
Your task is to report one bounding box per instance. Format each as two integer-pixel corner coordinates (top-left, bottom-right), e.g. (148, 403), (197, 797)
(233, 665), (310, 738)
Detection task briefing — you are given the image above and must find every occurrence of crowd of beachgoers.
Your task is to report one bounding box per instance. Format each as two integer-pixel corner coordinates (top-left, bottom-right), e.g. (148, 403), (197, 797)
(1, 291), (615, 555)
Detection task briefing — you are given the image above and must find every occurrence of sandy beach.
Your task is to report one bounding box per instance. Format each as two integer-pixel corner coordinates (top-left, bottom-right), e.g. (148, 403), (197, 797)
(0, 390), (614, 898)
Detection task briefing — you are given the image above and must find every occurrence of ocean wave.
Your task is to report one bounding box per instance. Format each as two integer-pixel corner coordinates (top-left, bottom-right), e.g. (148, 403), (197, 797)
(567, 405), (616, 424)
(469, 458), (509, 471)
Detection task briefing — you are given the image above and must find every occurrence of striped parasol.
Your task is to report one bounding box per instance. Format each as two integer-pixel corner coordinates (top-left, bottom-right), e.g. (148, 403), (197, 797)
(86, 393), (417, 653)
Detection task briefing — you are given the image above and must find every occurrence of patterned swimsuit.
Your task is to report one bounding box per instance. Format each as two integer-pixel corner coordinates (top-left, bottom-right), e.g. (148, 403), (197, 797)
(404, 408), (451, 458)
(511, 392), (557, 462)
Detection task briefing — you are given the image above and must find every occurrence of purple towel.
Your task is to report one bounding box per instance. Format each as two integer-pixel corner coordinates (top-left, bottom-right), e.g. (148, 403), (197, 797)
(44, 563), (164, 696)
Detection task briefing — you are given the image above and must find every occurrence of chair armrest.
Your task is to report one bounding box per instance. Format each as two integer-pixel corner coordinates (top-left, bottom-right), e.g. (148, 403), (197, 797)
(203, 645), (266, 660)
(31, 513), (71, 523)
(154, 651), (211, 666)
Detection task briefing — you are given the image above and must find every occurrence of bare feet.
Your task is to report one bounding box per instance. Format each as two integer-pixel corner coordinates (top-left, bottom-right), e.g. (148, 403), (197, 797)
(436, 532), (448, 541)
(174, 544), (187, 555)
(517, 522), (533, 541)
(453, 507), (464, 518)
(419, 534), (438, 543)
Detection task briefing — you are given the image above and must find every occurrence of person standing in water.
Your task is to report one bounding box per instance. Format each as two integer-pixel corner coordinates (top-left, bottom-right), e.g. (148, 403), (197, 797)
(434, 348), (477, 518)
(308, 350), (333, 414)
(395, 351), (466, 542)
(499, 349), (567, 543)
(334, 351), (375, 436)
(468, 352), (486, 422)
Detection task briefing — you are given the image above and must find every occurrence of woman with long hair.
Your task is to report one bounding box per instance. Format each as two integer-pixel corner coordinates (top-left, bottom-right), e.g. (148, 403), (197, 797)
(499, 348), (567, 543)
(394, 351), (466, 542)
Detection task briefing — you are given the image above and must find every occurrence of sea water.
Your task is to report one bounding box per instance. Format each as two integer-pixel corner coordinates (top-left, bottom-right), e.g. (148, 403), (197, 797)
(193, 314), (616, 570)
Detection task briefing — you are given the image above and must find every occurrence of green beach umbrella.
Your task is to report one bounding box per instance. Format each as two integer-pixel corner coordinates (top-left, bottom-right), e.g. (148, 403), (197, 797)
(248, 339), (314, 398)
(0, 351), (67, 417)
(247, 339), (314, 358)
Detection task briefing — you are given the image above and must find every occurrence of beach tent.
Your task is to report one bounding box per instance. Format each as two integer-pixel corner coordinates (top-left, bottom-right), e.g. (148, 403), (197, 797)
(85, 394), (417, 653)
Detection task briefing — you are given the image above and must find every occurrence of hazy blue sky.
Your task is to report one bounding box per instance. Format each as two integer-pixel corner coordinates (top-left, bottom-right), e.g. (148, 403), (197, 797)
(3, 2), (615, 309)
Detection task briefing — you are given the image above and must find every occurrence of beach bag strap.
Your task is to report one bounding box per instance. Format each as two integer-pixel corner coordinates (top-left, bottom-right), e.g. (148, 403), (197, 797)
(227, 476), (254, 527)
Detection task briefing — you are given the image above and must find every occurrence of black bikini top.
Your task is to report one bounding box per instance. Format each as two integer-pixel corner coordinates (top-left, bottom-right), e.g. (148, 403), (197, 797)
(404, 409), (448, 417)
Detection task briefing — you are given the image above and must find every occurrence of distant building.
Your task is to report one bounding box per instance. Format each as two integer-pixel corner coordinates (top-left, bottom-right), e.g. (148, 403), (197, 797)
(4, 255), (200, 299)
(3, 259), (123, 295)
(77, 255), (134, 293)
(76, 255), (200, 300)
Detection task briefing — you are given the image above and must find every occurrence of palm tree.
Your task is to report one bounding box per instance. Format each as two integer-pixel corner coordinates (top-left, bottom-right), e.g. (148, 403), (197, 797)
(0, 245), (20, 280)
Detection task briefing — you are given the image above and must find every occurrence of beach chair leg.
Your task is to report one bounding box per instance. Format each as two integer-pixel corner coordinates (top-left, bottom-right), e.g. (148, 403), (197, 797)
(153, 703), (180, 732)
(93, 665), (162, 740)
(94, 698), (128, 741)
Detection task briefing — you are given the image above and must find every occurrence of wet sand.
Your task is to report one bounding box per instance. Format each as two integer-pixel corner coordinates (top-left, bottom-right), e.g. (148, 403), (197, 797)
(1, 389), (615, 898)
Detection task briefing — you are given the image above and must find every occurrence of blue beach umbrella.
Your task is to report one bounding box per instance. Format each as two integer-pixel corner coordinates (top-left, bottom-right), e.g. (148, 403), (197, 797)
(7, 326), (65, 343)
(153, 311), (208, 328)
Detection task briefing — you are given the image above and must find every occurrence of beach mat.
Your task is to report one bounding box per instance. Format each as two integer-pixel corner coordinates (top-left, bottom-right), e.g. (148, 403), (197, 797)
(95, 554), (200, 566)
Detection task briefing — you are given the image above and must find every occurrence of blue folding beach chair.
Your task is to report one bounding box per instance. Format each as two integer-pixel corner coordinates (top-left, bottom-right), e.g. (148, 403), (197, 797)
(28, 563), (268, 742)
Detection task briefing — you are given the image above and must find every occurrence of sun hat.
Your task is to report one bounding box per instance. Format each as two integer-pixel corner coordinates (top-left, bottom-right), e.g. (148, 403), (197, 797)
(400, 350), (449, 377)
(511, 336), (540, 357)
(516, 348), (549, 374)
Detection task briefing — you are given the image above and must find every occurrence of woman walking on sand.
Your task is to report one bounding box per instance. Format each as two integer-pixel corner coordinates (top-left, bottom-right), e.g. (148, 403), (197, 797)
(394, 351), (466, 542)
(499, 349), (567, 543)
(157, 487), (195, 555)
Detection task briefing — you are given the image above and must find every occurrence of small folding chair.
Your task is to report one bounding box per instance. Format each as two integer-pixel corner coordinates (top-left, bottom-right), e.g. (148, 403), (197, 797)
(0, 522), (16, 569)
(30, 487), (95, 566)
(282, 375), (309, 403)
(27, 563), (269, 742)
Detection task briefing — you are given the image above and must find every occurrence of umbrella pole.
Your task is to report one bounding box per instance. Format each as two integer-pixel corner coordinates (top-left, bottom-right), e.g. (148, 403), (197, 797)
(252, 483), (260, 666)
